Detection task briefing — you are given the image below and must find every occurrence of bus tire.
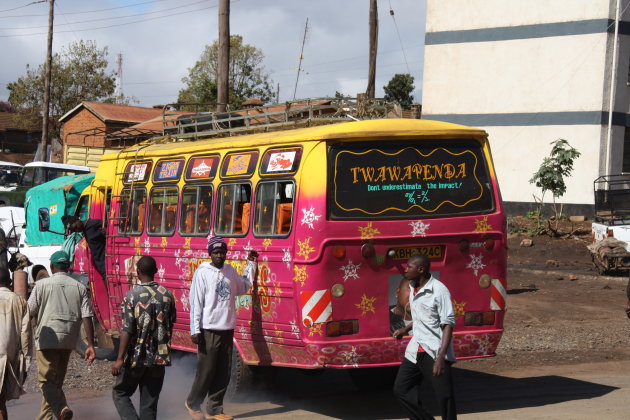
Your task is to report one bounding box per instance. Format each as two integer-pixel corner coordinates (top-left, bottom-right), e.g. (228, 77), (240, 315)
(348, 366), (399, 391)
(228, 348), (256, 398)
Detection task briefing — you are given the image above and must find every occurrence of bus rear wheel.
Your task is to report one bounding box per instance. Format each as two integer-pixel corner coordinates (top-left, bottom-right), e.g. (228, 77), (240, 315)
(227, 349), (275, 399)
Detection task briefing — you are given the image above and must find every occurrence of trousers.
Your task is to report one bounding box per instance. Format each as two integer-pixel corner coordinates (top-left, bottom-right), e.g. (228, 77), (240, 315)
(36, 349), (72, 420)
(112, 365), (166, 420)
(186, 329), (233, 415)
(393, 353), (457, 420)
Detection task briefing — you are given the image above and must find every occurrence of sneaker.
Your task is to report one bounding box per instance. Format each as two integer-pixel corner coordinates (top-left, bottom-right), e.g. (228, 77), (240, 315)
(60, 407), (73, 420)
(205, 414), (234, 420)
(185, 401), (204, 420)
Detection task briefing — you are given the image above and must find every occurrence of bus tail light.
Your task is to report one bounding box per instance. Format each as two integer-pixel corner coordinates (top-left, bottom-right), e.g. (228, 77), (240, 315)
(326, 319), (359, 337)
(464, 311), (495, 326)
(483, 238), (495, 250)
(361, 241), (375, 258)
(331, 283), (345, 298)
(332, 245), (346, 259)
(458, 239), (469, 252)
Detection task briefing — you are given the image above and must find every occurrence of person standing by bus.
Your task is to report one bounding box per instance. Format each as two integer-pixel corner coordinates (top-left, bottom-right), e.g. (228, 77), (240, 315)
(28, 250), (95, 420)
(185, 236), (257, 420)
(111, 256), (176, 420)
(0, 268), (31, 420)
(393, 254), (457, 420)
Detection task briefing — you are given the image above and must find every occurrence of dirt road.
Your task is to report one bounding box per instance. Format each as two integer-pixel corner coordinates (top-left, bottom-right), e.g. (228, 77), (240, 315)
(9, 226), (630, 419)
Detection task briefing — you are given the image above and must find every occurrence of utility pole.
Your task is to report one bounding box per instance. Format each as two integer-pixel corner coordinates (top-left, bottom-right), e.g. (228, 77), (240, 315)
(40, 0), (54, 162)
(366, 0), (378, 98)
(115, 53), (123, 103)
(217, 0), (230, 112)
(276, 83), (280, 104)
(292, 18), (309, 101)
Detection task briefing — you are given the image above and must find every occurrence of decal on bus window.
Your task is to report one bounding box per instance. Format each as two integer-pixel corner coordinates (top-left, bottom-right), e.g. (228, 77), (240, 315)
(221, 151), (259, 179)
(330, 140), (494, 218)
(185, 155), (219, 181)
(153, 159), (184, 183)
(260, 147), (303, 175)
(124, 161), (152, 184)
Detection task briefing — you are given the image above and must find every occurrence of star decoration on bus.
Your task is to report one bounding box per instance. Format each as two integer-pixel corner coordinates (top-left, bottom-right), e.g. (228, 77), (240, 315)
(293, 265), (308, 287)
(160, 237), (168, 248)
(228, 238), (237, 247)
(300, 206), (321, 229)
(339, 346), (362, 368)
(297, 237), (316, 259)
(340, 260), (361, 282)
(262, 238), (272, 250)
(183, 237), (192, 250)
(157, 264), (165, 282)
(282, 248), (292, 267)
(143, 238), (151, 254)
(409, 220), (430, 237)
(358, 222), (380, 240)
(473, 216), (493, 233)
(308, 323), (323, 336)
(355, 294), (376, 316)
(466, 253), (486, 276)
(452, 299), (466, 318)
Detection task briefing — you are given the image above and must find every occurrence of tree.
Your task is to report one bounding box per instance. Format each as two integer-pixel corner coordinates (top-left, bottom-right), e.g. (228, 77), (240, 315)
(383, 73), (415, 109)
(529, 139), (581, 235)
(7, 40), (116, 141)
(177, 35), (273, 111)
(0, 102), (16, 113)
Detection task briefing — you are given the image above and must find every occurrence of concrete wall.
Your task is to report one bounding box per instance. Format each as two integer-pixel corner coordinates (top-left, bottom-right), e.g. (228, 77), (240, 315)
(422, 0), (630, 210)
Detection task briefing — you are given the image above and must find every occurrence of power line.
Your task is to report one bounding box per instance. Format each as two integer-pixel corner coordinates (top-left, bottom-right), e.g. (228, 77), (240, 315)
(388, 0), (411, 74)
(0, 3), (218, 37)
(0, 0), (46, 14)
(0, 0), (170, 18)
(0, 0), (213, 30)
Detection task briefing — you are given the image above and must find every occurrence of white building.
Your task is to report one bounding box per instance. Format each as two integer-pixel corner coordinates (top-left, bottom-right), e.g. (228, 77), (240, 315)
(422, 0), (630, 214)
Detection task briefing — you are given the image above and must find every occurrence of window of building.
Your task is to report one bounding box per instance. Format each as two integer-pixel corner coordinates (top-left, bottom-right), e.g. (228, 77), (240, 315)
(254, 181), (295, 236)
(118, 188), (147, 235)
(215, 183), (251, 235)
(180, 185), (213, 236)
(148, 187), (179, 235)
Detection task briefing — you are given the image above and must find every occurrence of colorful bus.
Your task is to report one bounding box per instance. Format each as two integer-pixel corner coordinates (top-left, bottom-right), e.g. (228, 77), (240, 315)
(72, 115), (507, 386)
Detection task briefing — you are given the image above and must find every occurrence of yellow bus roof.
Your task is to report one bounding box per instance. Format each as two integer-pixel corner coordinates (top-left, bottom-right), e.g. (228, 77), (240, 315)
(103, 118), (487, 160)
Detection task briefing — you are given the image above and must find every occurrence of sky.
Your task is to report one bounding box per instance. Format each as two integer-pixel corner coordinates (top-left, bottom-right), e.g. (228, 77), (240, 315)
(0, 0), (427, 109)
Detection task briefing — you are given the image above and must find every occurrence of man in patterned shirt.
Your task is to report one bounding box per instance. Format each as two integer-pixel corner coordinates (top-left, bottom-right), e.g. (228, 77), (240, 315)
(111, 256), (176, 420)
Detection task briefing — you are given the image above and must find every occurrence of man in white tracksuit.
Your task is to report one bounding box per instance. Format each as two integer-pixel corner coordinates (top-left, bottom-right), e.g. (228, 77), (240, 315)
(185, 236), (257, 420)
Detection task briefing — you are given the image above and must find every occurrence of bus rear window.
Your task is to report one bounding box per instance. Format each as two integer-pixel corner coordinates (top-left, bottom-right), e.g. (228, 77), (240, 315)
(329, 139), (495, 219)
(148, 187), (178, 235)
(118, 188), (147, 234)
(215, 183), (251, 236)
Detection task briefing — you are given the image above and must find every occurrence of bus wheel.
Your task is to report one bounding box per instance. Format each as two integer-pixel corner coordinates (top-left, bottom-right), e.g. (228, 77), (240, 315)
(227, 349), (275, 399)
(75, 319), (119, 361)
(348, 366), (399, 391)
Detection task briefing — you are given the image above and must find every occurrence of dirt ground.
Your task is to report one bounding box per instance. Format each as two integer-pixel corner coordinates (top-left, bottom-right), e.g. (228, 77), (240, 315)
(21, 219), (630, 393)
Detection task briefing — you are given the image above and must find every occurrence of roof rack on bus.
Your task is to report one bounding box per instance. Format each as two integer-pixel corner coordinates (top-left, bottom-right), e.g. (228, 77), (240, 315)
(159, 95), (402, 142)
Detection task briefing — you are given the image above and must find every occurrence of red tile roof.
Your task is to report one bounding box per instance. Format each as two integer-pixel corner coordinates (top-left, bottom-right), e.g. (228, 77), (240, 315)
(59, 102), (166, 124)
(0, 112), (41, 131)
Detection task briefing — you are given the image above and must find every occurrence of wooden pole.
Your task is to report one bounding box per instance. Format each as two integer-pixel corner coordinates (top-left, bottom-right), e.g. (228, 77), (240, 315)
(366, 0), (378, 98)
(292, 18), (309, 101)
(217, 0), (230, 112)
(41, 0), (54, 161)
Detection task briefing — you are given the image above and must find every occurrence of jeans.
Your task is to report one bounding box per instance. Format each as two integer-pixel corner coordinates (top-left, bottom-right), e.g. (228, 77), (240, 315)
(186, 329), (233, 415)
(393, 353), (457, 420)
(112, 365), (165, 420)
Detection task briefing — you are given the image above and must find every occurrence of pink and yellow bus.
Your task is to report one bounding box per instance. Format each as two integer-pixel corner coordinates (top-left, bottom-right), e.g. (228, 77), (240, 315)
(72, 117), (507, 386)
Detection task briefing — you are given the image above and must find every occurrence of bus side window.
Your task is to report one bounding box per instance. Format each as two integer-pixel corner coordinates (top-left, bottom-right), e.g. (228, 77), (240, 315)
(215, 183), (251, 236)
(180, 185), (212, 236)
(254, 181), (294, 236)
(148, 186), (178, 235)
(118, 188), (147, 235)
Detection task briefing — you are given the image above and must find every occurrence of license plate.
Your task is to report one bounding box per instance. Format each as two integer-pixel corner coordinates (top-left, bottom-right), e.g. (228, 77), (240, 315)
(391, 245), (443, 260)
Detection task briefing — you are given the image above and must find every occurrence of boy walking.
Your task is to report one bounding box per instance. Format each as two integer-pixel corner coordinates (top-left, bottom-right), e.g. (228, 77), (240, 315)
(111, 256), (176, 420)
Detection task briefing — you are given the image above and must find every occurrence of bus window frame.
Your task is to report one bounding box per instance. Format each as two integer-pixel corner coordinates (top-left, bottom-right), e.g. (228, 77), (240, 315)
(253, 179), (295, 238)
(214, 181), (252, 237)
(152, 158), (185, 184)
(117, 187), (147, 236)
(179, 183), (213, 237)
(74, 194), (90, 221)
(258, 146), (303, 177)
(147, 185), (179, 237)
(219, 150), (259, 180)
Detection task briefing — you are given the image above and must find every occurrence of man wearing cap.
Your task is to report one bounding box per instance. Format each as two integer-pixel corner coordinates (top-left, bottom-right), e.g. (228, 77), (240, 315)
(28, 250), (95, 420)
(185, 236), (257, 420)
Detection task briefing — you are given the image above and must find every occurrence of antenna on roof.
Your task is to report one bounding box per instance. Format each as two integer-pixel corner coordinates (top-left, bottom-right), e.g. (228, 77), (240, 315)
(115, 53), (123, 103)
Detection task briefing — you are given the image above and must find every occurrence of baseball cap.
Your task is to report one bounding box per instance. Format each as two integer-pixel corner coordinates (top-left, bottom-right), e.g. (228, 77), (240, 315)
(50, 250), (70, 266)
